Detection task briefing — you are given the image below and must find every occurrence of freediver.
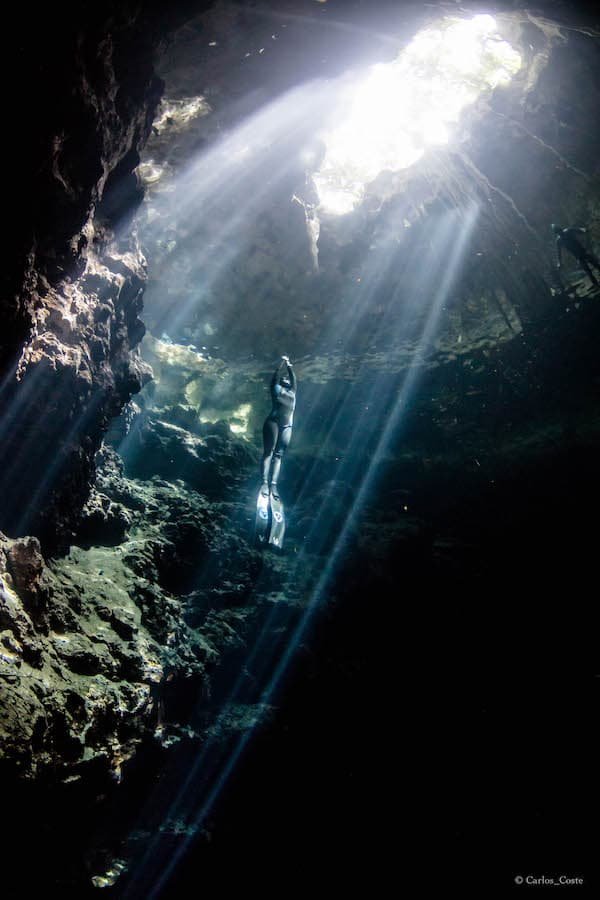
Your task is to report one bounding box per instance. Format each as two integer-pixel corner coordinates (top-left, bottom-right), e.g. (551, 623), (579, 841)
(261, 355), (296, 500)
(552, 223), (600, 287)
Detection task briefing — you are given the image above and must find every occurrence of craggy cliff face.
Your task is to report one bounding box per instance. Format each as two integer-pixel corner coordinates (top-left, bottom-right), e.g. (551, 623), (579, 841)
(0, 4), (166, 546)
(1, 1), (600, 895)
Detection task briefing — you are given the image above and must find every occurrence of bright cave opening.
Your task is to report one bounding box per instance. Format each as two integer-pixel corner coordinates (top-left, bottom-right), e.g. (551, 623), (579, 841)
(314, 13), (522, 215)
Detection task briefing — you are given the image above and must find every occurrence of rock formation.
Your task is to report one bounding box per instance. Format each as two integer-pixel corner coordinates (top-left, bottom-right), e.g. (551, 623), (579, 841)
(1, 1), (600, 895)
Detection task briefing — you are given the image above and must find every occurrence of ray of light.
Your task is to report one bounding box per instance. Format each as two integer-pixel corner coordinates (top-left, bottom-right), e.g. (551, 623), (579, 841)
(120, 204), (458, 888)
(138, 79), (337, 341)
(101, 14), (504, 895)
(122, 203), (479, 898)
(12, 393), (104, 537)
(0, 361), (85, 530)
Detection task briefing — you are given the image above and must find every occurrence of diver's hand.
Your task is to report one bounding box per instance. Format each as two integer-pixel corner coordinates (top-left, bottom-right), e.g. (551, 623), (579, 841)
(281, 355), (291, 364)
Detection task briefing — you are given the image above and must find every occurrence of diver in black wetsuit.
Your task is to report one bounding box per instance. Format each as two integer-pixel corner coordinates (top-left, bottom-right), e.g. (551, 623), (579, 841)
(261, 356), (297, 500)
(552, 223), (600, 286)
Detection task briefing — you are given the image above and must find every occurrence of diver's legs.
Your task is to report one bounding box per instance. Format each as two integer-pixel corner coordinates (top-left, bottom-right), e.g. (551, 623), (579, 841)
(270, 456), (282, 497)
(586, 252), (600, 278)
(261, 418), (278, 493)
(580, 256), (599, 285)
(270, 426), (292, 498)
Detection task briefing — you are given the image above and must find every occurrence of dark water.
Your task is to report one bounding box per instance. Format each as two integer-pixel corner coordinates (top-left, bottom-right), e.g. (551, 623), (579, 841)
(121, 355), (600, 896)
(3, 338), (599, 898)
(159, 300), (600, 894)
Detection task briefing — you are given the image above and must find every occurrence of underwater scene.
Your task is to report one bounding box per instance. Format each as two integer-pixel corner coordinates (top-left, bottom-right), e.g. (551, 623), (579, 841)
(1, 1), (599, 895)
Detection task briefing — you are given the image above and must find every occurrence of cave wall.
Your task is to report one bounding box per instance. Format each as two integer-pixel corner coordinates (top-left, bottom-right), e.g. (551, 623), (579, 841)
(1, 1), (600, 894)
(0, 2), (216, 549)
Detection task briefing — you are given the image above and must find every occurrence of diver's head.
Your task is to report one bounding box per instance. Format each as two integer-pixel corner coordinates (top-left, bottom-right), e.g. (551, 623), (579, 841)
(281, 377), (292, 390)
(551, 223), (562, 234)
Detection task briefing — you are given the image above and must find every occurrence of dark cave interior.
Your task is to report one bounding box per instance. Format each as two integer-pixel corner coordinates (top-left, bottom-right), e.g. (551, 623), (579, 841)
(1, 1), (600, 896)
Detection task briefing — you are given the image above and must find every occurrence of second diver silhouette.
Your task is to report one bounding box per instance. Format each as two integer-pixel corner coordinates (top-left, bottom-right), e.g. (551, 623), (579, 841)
(255, 355), (296, 549)
(552, 223), (600, 292)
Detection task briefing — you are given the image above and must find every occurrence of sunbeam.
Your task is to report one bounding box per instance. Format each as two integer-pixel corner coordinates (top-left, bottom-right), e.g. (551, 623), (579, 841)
(6, 0), (600, 896)
(139, 79), (336, 343)
(121, 201), (479, 898)
(96, 14), (506, 892)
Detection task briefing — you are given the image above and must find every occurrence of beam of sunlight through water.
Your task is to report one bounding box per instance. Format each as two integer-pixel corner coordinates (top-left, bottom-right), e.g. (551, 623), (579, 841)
(121, 202), (479, 898)
(13, 395), (104, 536)
(0, 360), (92, 533)
(122, 206), (451, 885)
(139, 80), (337, 343)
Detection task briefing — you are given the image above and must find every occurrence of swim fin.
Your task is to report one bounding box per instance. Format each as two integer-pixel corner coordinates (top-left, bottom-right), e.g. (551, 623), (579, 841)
(255, 487), (271, 546)
(268, 493), (285, 549)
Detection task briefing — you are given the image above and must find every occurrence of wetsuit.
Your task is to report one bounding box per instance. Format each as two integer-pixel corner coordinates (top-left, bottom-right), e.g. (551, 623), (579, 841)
(554, 226), (600, 285)
(261, 360), (297, 498)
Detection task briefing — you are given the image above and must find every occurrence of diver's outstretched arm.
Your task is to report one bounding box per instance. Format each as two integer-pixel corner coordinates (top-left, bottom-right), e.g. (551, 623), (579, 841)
(271, 359), (286, 392)
(288, 362), (297, 392)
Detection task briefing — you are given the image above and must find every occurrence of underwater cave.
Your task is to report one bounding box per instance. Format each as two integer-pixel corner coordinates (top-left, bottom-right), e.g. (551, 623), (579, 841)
(1, 0), (600, 895)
